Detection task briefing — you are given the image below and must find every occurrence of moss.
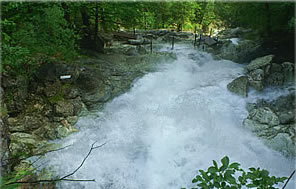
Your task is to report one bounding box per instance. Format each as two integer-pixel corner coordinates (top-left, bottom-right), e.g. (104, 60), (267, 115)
(0, 105), (8, 118)
(48, 94), (64, 104)
(47, 83), (72, 104)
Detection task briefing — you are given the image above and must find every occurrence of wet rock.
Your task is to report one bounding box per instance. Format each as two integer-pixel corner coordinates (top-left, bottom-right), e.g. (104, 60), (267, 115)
(3, 76), (29, 114)
(66, 116), (78, 125)
(204, 36), (217, 46)
(125, 47), (137, 56)
(245, 55), (274, 72)
(265, 72), (284, 86)
(9, 132), (48, 156)
(54, 101), (74, 117)
(270, 63), (282, 73)
(248, 69), (265, 91)
(70, 97), (84, 115)
(8, 114), (51, 132)
(44, 82), (62, 97)
(243, 94), (295, 156)
(281, 62), (294, 83)
(278, 112), (294, 124)
(35, 62), (80, 84)
(248, 107), (280, 126)
(227, 76), (249, 97)
(264, 133), (295, 157)
(64, 87), (80, 99)
(216, 39), (261, 63)
(56, 121), (78, 138)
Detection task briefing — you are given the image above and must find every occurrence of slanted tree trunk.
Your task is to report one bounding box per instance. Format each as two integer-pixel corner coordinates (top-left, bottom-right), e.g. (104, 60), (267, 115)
(94, 3), (99, 44)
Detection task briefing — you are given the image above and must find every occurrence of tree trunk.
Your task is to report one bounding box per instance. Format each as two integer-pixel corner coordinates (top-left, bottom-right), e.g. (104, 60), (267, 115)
(80, 6), (94, 50)
(264, 3), (271, 36)
(61, 2), (71, 27)
(94, 3), (99, 44)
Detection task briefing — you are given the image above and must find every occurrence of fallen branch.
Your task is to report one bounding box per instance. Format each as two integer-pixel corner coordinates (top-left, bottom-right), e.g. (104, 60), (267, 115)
(282, 170), (295, 189)
(4, 141), (106, 186)
(1, 144), (72, 164)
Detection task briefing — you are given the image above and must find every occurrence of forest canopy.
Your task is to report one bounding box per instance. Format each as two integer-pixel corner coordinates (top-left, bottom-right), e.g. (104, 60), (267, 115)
(1, 1), (294, 75)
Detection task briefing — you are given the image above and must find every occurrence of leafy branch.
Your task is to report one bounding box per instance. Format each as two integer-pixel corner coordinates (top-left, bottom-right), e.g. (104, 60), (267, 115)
(183, 156), (291, 189)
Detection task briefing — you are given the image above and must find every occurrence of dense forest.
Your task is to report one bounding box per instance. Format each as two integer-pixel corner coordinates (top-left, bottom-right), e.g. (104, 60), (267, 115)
(1, 1), (294, 77)
(1, 1), (295, 189)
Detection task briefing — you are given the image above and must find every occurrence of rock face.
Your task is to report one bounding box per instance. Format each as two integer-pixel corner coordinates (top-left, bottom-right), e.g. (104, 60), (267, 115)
(215, 39), (261, 63)
(242, 55), (294, 91)
(1, 48), (177, 173)
(227, 76), (249, 97)
(245, 55), (274, 72)
(243, 94), (295, 156)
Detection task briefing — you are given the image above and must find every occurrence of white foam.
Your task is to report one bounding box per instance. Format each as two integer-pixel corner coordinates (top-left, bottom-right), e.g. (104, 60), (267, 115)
(230, 38), (240, 45)
(40, 44), (295, 189)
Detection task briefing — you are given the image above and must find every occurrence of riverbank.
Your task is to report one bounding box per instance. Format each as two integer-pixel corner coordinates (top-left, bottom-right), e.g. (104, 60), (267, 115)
(1, 28), (294, 188)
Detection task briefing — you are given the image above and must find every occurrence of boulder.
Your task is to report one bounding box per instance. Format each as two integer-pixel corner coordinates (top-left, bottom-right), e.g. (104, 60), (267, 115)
(54, 101), (74, 117)
(248, 107), (280, 126)
(204, 36), (217, 46)
(243, 94), (295, 156)
(56, 120), (78, 138)
(3, 76), (29, 114)
(265, 72), (284, 86)
(34, 62), (80, 84)
(270, 63), (282, 73)
(9, 132), (48, 156)
(227, 76), (249, 97)
(245, 55), (274, 72)
(281, 62), (294, 83)
(216, 39), (261, 63)
(248, 69), (265, 91)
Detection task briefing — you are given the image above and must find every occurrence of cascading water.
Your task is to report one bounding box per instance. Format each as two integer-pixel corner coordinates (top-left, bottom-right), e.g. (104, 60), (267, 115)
(41, 44), (295, 189)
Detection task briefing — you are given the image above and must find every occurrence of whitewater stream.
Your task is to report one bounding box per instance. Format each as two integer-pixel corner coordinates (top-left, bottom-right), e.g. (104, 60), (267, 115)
(41, 44), (295, 189)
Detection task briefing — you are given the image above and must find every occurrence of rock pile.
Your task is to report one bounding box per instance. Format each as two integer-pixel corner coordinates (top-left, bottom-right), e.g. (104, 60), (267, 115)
(1, 50), (177, 168)
(227, 54), (294, 97)
(243, 94), (295, 156)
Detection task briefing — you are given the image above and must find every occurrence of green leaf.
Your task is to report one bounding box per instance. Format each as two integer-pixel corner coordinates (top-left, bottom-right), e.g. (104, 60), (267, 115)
(221, 156), (229, 169)
(229, 162), (240, 170)
(248, 167), (256, 172)
(212, 160), (218, 169)
(208, 166), (218, 174)
(246, 183), (257, 188)
(192, 175), (203, 183)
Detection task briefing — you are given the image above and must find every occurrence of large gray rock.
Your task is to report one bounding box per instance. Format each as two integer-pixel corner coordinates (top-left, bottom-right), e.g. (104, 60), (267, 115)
(54, 101), (74, 117)
(35, 62), (80, 84)
(245, 55), (274, 72)
(281, 62), (294, 83)
(248, 69), (265, 91)
(204, 37), (217, 46)
(216, 39), (261, 63)
(243, 94), (295, 157)
(265, 72), (284, 86)
(227, 76), (249, 97)
(9, 132), (48, 157)
(248, 107), (280, 126)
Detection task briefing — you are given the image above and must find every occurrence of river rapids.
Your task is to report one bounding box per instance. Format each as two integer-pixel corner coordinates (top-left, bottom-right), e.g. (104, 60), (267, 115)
(40, 44), (295, 189)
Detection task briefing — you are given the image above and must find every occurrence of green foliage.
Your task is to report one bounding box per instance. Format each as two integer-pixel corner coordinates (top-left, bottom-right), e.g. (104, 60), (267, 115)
(1, 2), (78, 77)
(214, 2), (295, 36)
(0, 166), (33, 189)
(184, 156), (287, 189)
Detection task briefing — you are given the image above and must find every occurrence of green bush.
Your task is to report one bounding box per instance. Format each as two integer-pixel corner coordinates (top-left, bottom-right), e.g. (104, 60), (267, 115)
(183, 156), (287, 189)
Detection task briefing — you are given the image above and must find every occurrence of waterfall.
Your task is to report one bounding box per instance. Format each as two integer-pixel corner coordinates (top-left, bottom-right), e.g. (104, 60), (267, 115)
(40, 44), (295, 189)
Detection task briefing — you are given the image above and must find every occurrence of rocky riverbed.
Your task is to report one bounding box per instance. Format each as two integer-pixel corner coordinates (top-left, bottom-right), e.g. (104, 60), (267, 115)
(0, 43), (176, 177)
(0, 28), (294, 188)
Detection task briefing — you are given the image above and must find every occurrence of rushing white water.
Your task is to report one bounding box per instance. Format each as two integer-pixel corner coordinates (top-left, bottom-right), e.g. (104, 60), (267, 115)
(41, 44), (295, 189)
